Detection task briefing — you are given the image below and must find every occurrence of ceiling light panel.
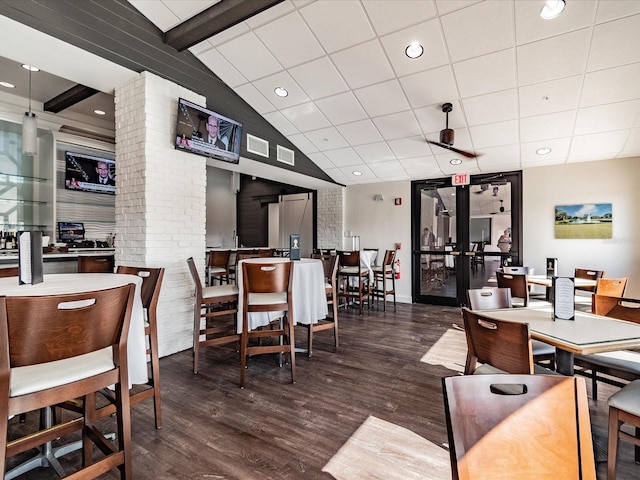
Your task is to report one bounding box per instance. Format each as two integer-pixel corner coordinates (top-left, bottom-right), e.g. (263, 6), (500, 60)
(253, 71), (309, 108)
(514, 0), (596, 44)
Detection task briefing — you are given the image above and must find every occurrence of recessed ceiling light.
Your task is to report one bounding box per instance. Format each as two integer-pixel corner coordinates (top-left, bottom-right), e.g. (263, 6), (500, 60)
(405, 42), (424, 59)
(540, 0), (566, 20)
(94, 109), (106, 116)
(536, 147), (552, 155)
(274, 87), (288, 97)
(21, 64), (40, 72)
(450, 158), (463, 165)
(352, 170), (362, 176)
(0, 81), (15, 88)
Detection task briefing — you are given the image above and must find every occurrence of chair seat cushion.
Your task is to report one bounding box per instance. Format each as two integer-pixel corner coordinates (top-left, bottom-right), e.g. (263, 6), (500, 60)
(248, 292), (287, 306)
(608, 379), (640, 415)
(575, 350), (640, 375)
(372, 265), (392, 273)
(208, 267), (227, 275)
(11, 347), (114, 397)
(340, 266), (366, 275)
(532, 340), (555, 356)
(202, 284), (239, 299)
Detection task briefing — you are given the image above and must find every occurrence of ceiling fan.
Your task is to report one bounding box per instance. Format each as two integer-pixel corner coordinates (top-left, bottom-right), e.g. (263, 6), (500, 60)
(427, 102), (480, 159)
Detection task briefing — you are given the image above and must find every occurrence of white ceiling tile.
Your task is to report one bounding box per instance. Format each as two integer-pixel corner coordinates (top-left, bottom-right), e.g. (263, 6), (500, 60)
(254, 11), (325, 68)
(435, 0), (481, 16)
(207, 22), (249, 47)
(306, 151), (335, 169)
(621, 128), (640, 156)
(198, 48), (247, 88)
(380, 19), (449, 77)
(363, 0), (436, 36)
(469, 120), (519, 149)
(262, 111), (300, 136)
(520, 137), (571, 166)
(388, 137), (434, 159)
(289, 57), (350, 100)
(217, 32), (282, 81)
(453, 49), (516, 99)
(574, 100), (640, 135)
(589, 15), (640, 71)
(252, 71), (309, 108)
(436, 152), (480, 175)
(398, 155), (441, 175)
(162, 0), (215, 22)
(188, 40), (214, 55)
(400, 66), (458, 110)
(595, 2), (640, 23)
(441, 1), (515, 63)
(519, 111), (576, 143)
(517, 29), (590, 86)
(280, 102), (331, 132)
(473, 144), (520, 169)
(463, 90), (518, 126)
(338, 164), (376, 181)
(233, 83), (276, 114)
(323, 167), (352, 185)
(244, 0), (295, 28)
(367, 160), (407, 178)
(287, 133), (318, 154)
(299, 0), (376, 53)
(305, 126), (348, 151)
(339, 119), (384, 146)
(568, 130), (631, 160)
(353, 142), (396, 164)
(514, 0), (597, 45)
(330, 40), (396, 90)
(316, 92), (369, 125)
(355, 79), (410, 118)
(128, 0), (182, 31)
(581, 63), (640, 107)
(518, 76), (582, 117)
(323, 147), (362, 167)
(372, 111), (423, 141)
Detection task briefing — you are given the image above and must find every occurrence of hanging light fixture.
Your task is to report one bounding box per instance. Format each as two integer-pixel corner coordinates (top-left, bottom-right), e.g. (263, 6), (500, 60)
(22, 64), (39, 156)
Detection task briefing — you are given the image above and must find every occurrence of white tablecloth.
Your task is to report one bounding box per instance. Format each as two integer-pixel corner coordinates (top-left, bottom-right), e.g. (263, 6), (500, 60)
(0, 273), (148, 387)
(236, 258), (328, 334)
(359, 250), (377, 281)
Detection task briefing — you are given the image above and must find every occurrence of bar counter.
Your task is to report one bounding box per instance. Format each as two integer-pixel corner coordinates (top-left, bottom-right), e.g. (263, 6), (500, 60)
(0, 248), (115, 274)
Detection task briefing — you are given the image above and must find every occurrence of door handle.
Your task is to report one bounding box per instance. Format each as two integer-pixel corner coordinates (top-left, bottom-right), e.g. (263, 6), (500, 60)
(449, 251), (461, 256)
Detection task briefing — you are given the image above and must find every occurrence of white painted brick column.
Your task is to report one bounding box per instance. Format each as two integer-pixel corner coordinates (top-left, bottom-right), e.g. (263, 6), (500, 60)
(317, 187), (344, 250)
(115, 71), (206, 357)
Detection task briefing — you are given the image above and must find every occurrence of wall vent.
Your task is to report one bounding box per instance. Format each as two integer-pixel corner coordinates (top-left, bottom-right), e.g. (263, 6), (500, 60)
(277, 145), (295, 166)
(246, 134), (269, 158)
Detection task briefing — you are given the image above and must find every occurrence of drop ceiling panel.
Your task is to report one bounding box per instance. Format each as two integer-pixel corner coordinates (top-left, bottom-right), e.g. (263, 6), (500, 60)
(330, 41), (396, 90)
(400, 66), (458, 110)
(353, 142), (396, 164)
(234, 83), (275, 114)
(453, 49), (516, 99)
(363, 0), (437, 36)
(574, 101), (640, 135)
(520, 138), (571, 166)
(569, 130), (631, 160)
(197, 48), (247, 87)
(252, 71), (309, 108)
(305, 126), (348, 151)
(263, 111), (299, 136)
(519, 110), (577, 143)
(388, 137), (434, 159)
(288, 57), (350, 100)
(588, 15), (640, 71)
(580, 63), (640, 107)
(316, 91), (369, 125)
(463, 90), (518, 126)
(469, 120), (519, 149)
(372, 111), (423, 141)
(339, 119), (384, 146)
(354, 80), (410, 118)
(280, 102), (330, 132)
(216, 32), (282, 81)
(514, 0), (597, 45)
(518, 76), (582, 117)
(323, 147), (363, 167)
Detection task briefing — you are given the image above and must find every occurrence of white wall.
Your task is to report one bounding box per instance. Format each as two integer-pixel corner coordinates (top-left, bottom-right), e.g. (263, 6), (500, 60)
(344, 181), (412, 303)
(206, 166), (237, 248)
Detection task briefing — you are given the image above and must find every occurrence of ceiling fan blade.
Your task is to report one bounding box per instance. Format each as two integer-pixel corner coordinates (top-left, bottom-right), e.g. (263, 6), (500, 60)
(427, 140), (478, 158)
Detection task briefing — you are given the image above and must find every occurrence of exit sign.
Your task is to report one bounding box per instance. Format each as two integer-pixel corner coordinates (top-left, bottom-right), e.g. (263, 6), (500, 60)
(452, 173), (470, 186)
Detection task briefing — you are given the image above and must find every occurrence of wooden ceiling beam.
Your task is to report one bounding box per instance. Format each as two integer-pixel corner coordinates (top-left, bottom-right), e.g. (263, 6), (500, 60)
(44, 84), (99, 113)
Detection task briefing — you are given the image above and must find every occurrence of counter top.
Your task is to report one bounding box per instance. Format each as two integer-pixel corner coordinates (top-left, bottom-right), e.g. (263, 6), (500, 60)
(0, 248), (115, 262)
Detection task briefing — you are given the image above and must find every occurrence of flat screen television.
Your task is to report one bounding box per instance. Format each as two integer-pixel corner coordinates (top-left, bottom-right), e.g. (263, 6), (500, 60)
(175, 97), (243, 164)
(57, 222), (85, 243)
(64, 151), (115, 195)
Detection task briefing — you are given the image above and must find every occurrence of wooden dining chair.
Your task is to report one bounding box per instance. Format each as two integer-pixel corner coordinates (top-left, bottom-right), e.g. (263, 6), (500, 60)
(77, 254), (115, 273)
(608, 376), (640, 479)
(207, 250), (231, 286)
(115, 265), (165, 429)
(240, 260), (295, 387)
(336, 250), (370, 316)
(495, 271), (530, 307)
(574, 268), (605, 293)
(372, 249), (396, 312)
(307, 253), (339, 356)
(0, 284), (136, 479)
(187, 257), (240, 375)
(466, 288), (555, 368)
(443, 374), (596, 480)
(593, 277), (628, 299)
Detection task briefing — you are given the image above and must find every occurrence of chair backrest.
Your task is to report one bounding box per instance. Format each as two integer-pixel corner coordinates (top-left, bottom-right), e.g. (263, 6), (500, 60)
(337, 250), (360, 267)
(116, 265), (164, 311)
(501, 266), (531, 275)
(312, 253), (338, 288)
(0, 266), (18, 278)
(3, 284), (135, 369)
(574, 268), (605, 292)
(495, 271), (529, 306)
(186, 257), (203, 298)
(208, 250), (231, 269)
(443, 374), (595, 480)
(592, 295), (640, 323)
(77, 255), (115, 273)
(594, 277), (627, 297)
(466, 288), (512, 310)
(257, 248), (275, 257)
(382, 249), (396, 267)
(242, 261), (292, 295)
(461, 307), (534, 375)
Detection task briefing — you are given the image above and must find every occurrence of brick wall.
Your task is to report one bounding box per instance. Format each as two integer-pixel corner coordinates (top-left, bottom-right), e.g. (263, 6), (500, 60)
(316, 187), (344, 250)
(115, 71), (206, 357)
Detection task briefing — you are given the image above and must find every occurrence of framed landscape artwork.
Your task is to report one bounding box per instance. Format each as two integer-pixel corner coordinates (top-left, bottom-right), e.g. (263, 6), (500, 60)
(555, 203), (612, 239)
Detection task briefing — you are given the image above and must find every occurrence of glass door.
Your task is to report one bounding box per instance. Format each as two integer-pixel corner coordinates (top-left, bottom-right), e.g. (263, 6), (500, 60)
(412, 171), (522, 306)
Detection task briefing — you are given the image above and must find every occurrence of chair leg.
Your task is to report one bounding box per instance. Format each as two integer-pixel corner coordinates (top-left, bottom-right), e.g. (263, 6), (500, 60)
(148, 326), (162, 429)
(240, 329), (248, 388)
(382, 273), (387, 312)
(193, 307), (200, 374)
(307, 324), (314, 358)
(608, 407), (621, 479)
(287, 315), (296, 384)
(592, 368), (598, 400)
(332, 298), (339, 348)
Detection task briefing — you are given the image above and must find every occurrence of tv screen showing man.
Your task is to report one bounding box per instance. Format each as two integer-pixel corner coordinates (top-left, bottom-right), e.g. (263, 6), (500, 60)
(64, 152), (116, 195)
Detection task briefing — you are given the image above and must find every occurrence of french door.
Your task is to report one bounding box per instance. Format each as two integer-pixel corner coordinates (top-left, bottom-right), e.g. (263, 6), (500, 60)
(411, 171), (523, 306)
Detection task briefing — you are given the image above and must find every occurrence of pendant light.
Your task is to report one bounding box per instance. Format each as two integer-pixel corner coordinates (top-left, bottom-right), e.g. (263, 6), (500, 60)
(22, 64), (39, 156)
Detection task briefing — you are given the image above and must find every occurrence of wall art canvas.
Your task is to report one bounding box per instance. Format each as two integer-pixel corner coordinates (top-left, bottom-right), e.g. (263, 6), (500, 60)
(555, 203), (612, 239)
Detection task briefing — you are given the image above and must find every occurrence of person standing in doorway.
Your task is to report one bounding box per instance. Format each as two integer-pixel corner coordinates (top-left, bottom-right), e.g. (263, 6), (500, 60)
(497, 229), (511, 253)
(422, 227), (436, 250)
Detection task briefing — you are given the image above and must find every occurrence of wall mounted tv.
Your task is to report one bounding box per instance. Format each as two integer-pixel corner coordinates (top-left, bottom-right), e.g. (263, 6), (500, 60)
(57, 222), (85, 243)
(175, 97), (243, 164)
(64, 151), (115, 195)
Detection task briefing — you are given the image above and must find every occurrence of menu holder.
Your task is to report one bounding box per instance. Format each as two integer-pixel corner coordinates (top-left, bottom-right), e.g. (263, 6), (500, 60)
(18, 231), (43, 285)
(290, 234), (301, 261)
(552, 276), (574, 320)
(546, 257), (558, 279)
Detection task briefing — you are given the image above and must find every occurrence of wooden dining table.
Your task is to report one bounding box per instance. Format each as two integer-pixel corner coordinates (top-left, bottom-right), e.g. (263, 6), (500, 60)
(527, 274), (597, 301)
(477, 305), (640, 375)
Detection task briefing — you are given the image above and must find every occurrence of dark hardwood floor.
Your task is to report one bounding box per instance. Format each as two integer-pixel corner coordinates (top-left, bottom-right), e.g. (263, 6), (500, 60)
(7, 302), (640, 479)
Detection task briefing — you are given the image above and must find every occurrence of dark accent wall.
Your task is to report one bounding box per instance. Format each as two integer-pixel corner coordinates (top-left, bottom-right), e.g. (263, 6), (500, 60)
(0, 0), (336, 184)
(237, 175), (314, 248)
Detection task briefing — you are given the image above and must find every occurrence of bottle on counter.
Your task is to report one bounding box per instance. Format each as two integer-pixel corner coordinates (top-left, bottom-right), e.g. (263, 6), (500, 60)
(0, 232), (5, 250)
